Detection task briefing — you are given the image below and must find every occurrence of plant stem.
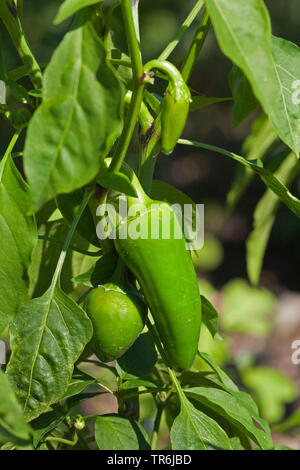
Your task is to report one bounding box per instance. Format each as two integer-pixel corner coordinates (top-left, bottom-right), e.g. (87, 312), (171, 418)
(51, 188), (95, 288)
(38, 235), (101, 257)
(109, 0), (144, 172)
(1, 129), (20, 158)
(16, 0), (23, 18)
(45, 433), (78, 447)
(145, 317), (171, 368)
(158, 0), (204, 61)
(0, 0), (42, 88)
(181, 7), (211, 82)
(120, 0), (143, 84)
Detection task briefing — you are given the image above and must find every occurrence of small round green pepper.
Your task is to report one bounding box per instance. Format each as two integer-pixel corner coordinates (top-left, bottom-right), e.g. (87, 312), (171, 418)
(85, 263), (147, 362)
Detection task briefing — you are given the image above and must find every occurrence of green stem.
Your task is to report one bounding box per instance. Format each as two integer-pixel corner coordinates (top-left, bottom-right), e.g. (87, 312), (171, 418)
(7, 62), (47, 82)
(120, 0), (143, 85)
(96, 380), (115, 394)
(109, 58), (132, 67)
(38, 235), (101, 257)
(138, 115), (161, 193)
(144, 60), (184, 88)
(45, 433), (78, 447)
(51, 188), (95, 288)
(181, 7), (211, 82)
(16, 0), (22, 17)
(158, 0), (204, 61)
(124, 90), (153, 133)
(145, 317), (171, 368)
(0, 0), (42, 88)
(0, 129), (21, 179)
(109, 0), (144, 172)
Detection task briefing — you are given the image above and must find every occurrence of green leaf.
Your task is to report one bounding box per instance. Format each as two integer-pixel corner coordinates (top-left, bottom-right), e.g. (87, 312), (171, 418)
(116, 333), (157, 379)
(221, 279), (276, 336)
(56, 189), (100, 247)
(241, 367), (298, 424)
(275, 406), (300, 433)
(31, 409), (66, 448)
(180, 139), (300, 218)
(29, 219), (97, 297)
(247, 152), (300, 285)
(190, 94), (231, 112)
(204, 0), (300, 156)
(120, 380), (158, 391)
(6, 285), (93, 421)
(97, 162), (138, 198)
(54, 0), (102, 24)
(95, 414), (150, 450)
(198, 352), (238, 392)
(72, 251), (118, 287)
(200, 296), (219, 339)
(0, 154), (37, 335)
(24, 14), (123, 211)
(0, 370), (32, 446)
(185, 387), (273, 449)
(227, 113), (278, 210)
(61, 373), (95, 399)
(170, 394), (232, 450)
(228, 65), (258, 127)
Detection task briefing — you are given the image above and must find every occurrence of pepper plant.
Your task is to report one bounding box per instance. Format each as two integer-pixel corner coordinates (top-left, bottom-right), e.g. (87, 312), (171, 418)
(0, 0), (299, 451)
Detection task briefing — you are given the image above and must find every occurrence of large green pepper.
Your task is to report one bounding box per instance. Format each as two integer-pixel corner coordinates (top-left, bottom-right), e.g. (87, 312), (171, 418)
(114, 164), (201, 370)
(85, 262), (147, 362)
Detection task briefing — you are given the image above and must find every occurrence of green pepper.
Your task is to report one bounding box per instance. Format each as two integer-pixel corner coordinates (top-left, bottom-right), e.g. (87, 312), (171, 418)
(114, 163), (201, 370)
(85, 261), (147, 362)
(144, 60), (191, 155)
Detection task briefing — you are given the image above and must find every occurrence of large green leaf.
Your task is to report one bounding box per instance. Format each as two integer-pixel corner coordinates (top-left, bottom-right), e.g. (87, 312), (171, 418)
(29, 219), (97, 298)
(247, 152), (300, 285)
(24, 13), (123, 211)
(54, 0), (102, 24)
(170, 394), (232, 450)
(0, 154), (36, 335)
(227, 113), (278, 210)
(179, 139), (300, 218)
(0, 370), (32, 446)
(228, 65), (258, 127)
(185, 386), (273, 449)
(95, 414), (150, 450)
(6, 285), (93, 421)
(204, 0), (300, 156)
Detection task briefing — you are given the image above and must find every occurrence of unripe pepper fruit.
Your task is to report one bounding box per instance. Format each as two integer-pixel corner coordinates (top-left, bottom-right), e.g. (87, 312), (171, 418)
(85, 260), (147, 362)
(113, 163), (201, 370)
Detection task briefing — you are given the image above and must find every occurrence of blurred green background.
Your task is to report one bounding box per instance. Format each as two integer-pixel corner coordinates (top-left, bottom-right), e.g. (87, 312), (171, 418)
(1, 0), (300, 449)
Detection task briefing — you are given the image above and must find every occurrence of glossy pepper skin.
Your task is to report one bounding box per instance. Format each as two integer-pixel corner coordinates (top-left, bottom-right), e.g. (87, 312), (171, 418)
(85, 277), (147, 362)
(113, 167), (201, 370)
(161, 83), (190, 155)
(143, 60), (190, 155)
